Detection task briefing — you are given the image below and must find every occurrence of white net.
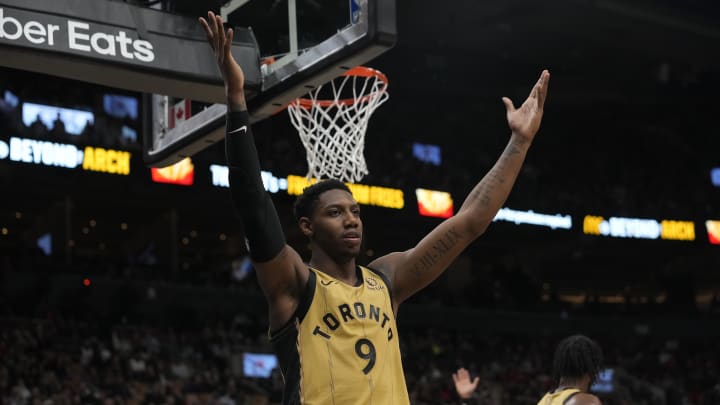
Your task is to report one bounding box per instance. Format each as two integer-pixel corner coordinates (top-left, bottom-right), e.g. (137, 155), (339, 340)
(287, 67), (389, 183)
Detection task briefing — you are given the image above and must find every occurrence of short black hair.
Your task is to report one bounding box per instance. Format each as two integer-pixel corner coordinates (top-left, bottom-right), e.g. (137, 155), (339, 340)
(293, 179), (352, 221)
(552, 334), (603, 384)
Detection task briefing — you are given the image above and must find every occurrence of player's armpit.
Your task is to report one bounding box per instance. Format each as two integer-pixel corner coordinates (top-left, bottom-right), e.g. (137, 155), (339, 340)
(253, 245), (310, 330)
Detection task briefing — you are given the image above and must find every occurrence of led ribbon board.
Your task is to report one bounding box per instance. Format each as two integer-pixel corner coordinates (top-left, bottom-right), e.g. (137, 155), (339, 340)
(494, 208), (572, 230)
(209, 167), (404, 210)
(583, 215), (695, 241)
(0, 136), (131, 175)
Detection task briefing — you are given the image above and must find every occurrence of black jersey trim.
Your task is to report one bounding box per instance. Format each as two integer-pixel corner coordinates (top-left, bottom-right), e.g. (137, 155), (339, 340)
(268, 270), (316, 342)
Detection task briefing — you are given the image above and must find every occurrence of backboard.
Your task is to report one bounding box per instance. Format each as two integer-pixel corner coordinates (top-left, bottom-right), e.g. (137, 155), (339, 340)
(143, 0), (396, 167)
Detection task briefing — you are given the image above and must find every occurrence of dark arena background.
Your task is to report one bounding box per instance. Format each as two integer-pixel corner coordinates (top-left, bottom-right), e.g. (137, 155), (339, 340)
(2, 0), (720, 404)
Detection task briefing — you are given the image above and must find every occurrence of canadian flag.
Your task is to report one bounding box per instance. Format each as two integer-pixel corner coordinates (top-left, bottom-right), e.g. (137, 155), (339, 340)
(169, 99), (191, 129)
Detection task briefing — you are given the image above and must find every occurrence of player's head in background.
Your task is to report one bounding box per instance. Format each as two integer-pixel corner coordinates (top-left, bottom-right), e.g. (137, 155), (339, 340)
(553, 334), (604, 391)
(294, 179), (362, 260)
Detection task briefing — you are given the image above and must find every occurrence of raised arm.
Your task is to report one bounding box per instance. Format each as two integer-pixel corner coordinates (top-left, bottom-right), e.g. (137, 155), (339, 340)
(199, 12), (308, 329)
(369, 71), (550, 308)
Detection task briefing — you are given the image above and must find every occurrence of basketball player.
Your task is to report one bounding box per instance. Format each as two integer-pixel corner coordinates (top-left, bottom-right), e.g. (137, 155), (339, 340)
(200, 11), (550, 405)
(537, 335), (604, 405)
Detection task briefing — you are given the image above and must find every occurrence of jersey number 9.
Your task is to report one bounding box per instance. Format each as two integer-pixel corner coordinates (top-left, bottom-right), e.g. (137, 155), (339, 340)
(355, 338), (376, 374)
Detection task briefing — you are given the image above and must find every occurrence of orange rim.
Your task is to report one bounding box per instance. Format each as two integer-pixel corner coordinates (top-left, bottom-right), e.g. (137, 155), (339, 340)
(291, 66), (388, 109)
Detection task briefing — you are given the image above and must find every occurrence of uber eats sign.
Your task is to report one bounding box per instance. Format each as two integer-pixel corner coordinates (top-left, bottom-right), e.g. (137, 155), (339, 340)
(0, 0), (261, 103)
(0, 8), (155, 62)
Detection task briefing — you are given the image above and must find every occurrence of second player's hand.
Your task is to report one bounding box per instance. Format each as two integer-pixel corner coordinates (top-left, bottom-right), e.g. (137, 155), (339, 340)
(452, 367), (480, 399)
(199, 11), (245, 106)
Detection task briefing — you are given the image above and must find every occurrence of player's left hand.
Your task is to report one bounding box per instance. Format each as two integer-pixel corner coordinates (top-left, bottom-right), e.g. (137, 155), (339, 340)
(502, 70), (550, 142)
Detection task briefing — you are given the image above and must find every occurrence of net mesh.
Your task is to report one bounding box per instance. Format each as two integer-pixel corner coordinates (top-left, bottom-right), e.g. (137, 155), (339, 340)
(287, 67), (389, 183)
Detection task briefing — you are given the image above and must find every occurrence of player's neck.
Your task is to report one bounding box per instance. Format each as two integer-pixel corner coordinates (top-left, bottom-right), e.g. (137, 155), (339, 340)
(308, 251), (359, 285)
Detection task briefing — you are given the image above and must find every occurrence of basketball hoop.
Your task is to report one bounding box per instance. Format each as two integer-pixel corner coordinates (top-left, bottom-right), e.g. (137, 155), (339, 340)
(287, 66), (389, 183)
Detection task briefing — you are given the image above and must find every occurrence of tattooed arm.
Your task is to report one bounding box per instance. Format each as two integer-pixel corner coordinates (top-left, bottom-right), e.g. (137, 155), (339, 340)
(369, 70), (550, 310)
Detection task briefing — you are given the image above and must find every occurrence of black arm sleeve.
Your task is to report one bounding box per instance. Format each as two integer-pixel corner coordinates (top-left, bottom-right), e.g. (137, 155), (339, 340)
(226, 110), (286, 262)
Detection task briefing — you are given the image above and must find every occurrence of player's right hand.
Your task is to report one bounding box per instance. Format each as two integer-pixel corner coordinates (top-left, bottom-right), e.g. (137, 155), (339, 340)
(199, 11), (245, 105)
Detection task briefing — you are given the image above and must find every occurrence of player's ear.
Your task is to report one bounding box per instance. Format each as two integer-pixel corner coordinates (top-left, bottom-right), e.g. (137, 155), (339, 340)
(299, 217), (313, 237)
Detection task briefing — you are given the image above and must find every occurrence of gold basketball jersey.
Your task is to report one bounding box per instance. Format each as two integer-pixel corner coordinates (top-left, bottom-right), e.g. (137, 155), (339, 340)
(536, 388), (581, 405)
(270, 266), (410, 405)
